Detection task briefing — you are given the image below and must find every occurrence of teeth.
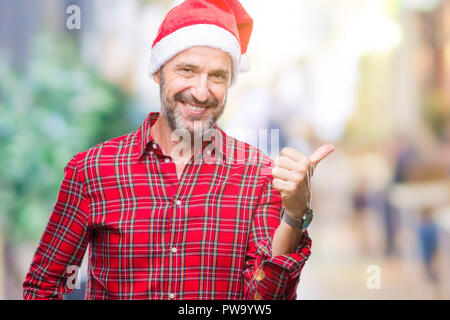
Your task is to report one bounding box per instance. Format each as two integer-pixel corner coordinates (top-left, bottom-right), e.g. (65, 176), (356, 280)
(185, 103), (205, 112)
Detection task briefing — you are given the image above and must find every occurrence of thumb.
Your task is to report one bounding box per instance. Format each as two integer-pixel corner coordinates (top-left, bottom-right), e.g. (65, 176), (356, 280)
(310, 144), (335, 168)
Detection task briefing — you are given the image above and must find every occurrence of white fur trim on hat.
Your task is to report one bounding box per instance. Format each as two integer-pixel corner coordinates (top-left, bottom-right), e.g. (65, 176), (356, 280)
(149, 24), (242, 86)
(239, 53), (251, 73)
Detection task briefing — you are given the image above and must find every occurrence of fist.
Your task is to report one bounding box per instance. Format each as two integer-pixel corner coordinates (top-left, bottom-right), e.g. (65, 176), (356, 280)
(272, 144), (335, 218)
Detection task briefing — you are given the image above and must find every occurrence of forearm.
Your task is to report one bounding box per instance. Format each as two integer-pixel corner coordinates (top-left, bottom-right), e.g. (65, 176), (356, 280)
(23, 154), (90, 300)
(271, 220), (304, 256)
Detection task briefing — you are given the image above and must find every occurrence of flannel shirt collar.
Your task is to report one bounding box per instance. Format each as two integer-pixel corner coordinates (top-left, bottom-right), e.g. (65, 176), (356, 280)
(135, 112), (228, 162)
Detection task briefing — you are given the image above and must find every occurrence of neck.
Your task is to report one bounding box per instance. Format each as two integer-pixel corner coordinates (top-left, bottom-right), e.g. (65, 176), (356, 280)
(149, 114), (194, 160)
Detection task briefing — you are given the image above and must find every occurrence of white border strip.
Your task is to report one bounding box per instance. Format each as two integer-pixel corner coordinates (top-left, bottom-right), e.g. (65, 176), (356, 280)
(149, 24), (241, 86)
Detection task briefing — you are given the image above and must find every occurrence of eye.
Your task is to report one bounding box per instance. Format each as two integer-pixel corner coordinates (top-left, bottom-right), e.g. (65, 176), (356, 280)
(211, 73), (227, 81)
(179, 68), (193, 77)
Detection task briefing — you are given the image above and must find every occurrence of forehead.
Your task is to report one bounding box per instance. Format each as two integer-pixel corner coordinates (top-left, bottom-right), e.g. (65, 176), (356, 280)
(169, 46), (233, 70)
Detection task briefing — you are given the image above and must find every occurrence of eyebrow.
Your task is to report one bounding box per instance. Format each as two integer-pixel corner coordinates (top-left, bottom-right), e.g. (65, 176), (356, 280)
(176, 63), (200, 71)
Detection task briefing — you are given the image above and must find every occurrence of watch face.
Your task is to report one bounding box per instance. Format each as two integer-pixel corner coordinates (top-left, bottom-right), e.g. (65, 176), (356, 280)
(302, 210), (313, 230)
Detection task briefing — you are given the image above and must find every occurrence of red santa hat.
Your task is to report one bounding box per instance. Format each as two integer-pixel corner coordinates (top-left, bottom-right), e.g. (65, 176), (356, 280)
(149, 0), (253, 86)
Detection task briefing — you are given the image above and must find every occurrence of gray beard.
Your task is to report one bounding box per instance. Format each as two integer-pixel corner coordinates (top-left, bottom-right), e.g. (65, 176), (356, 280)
(159, 75), (227, 138)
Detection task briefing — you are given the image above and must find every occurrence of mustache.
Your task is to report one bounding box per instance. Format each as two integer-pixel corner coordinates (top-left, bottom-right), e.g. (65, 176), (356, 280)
(174, 91), (219, 109)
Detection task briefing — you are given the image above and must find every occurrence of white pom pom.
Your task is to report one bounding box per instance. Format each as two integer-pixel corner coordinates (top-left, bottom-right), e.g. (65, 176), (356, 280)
(239, 53), (251, 72)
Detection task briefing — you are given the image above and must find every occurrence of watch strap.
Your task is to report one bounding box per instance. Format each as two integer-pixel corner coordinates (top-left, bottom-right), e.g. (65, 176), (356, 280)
(281, 207), (313, 231)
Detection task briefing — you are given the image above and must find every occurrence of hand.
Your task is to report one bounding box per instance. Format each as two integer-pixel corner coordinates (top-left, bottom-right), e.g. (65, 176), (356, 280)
(272, 144), (335, 218)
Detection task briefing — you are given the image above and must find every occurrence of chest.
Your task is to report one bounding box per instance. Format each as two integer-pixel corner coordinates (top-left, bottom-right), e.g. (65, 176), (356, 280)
(85, 159), (264, 231)
(175, 158), (187, 180)
(84, 160), (264, 274)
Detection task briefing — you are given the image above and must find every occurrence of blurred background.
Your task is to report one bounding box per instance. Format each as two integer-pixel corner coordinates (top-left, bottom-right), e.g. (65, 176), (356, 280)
(0, 0), (449, 300)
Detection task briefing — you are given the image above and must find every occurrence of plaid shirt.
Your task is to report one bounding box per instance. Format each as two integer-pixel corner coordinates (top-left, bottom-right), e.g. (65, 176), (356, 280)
(23, 112), (312, 300)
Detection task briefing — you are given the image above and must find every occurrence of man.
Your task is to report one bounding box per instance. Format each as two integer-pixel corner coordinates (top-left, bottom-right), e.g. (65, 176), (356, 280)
(23, 0), (334, 300)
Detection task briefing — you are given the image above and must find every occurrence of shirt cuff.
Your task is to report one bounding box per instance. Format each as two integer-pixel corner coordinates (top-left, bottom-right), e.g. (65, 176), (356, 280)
(256, 229), (312, 279)
(245, 229), (312, 299)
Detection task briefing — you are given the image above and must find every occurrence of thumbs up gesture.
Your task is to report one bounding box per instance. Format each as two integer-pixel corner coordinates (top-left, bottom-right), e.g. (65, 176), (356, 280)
(272, 144), (335, 218)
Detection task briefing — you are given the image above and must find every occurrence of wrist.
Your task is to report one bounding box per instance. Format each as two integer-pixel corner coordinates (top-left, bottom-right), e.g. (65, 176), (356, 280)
(280, 217), (304, 236)
(283, 201), (308, 219)
(284, 207), (305, 219)
(272, 221), (304, 256)
(281, 207), (313, 231)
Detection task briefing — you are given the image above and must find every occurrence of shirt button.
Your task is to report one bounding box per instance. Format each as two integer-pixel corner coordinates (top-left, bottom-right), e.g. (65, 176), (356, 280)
(254, 267), (265, 281)
(169, 293), (175, 299)
(152, 143), (158, 149)
(164, 158), (170, 163)
(171, 247), (177, 253)
(175, 199), (182, 206)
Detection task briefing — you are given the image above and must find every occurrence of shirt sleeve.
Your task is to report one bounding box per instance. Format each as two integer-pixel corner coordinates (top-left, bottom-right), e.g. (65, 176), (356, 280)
(243, 175), (312, 300)
(23, 153), (91, 300)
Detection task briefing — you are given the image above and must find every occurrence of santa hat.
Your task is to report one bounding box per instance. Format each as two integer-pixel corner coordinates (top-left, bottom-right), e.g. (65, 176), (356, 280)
(149, 0), (253, 86)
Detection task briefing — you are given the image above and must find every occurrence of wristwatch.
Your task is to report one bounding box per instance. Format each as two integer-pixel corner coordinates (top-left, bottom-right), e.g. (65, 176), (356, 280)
(281, 207), (313, 231)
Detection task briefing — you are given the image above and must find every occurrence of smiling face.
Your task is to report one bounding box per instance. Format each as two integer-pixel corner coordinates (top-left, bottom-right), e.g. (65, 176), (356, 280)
(153, 46), (232, 137)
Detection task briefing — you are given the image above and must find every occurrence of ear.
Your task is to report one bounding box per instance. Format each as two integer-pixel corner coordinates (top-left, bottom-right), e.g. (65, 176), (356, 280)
(152, 70), (160, 85)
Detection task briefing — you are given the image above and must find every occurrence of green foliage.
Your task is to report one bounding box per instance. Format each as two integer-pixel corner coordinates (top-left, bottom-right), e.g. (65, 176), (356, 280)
(0, 35), (133, 242)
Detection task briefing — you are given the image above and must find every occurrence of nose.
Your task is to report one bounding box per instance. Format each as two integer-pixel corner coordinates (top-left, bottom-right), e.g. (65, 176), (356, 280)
(190, 73), (209, 103)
